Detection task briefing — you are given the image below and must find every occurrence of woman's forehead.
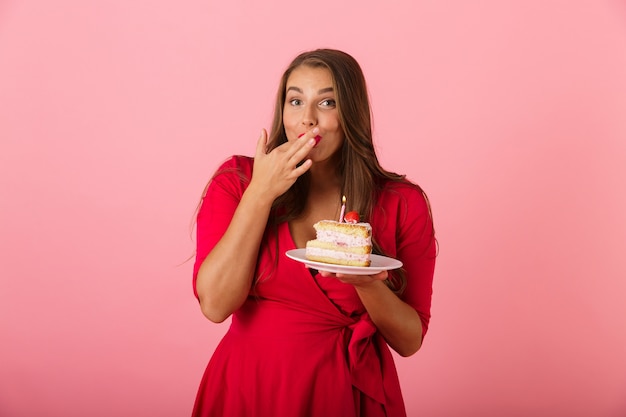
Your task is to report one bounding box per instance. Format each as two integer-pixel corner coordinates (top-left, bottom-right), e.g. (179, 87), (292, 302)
(286, 66), (333, 89)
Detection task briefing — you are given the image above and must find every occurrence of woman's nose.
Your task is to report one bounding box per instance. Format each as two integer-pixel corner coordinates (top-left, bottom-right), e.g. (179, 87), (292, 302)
(301, 105), (317, 126)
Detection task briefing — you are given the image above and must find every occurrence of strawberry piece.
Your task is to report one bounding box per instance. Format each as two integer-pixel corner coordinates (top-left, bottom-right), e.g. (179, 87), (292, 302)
(343, 211), (360, 224)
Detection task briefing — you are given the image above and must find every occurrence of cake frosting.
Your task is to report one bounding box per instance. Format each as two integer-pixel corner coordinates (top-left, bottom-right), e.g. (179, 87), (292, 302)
(305, 220), (372, 267)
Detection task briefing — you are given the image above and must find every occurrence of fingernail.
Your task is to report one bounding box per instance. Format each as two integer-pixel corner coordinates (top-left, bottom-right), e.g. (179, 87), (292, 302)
(312, 127), (319, 134)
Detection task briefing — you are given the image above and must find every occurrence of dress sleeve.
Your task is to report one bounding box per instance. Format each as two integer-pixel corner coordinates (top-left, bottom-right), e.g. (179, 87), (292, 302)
(394, 185), (437, 338)
(192, 156), (252, 299)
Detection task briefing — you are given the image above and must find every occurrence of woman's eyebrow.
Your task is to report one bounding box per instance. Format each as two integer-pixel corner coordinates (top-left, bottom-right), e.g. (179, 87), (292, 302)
(286, 86), (334, 94)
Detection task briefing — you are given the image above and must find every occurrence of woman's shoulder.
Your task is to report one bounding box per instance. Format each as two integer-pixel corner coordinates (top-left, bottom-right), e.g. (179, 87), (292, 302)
(207, 155), (254, 193)
(215, 155), (254, 173)
(212, 155), (254, 179)
(375, 178), (433, 227)
(378, 178), (429, 206)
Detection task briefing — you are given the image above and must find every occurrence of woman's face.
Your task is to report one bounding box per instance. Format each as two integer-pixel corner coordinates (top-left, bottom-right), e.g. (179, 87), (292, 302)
(283, 65), (345, 162)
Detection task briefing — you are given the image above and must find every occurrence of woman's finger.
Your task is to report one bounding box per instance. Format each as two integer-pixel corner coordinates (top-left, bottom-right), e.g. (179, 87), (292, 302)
(255, 128), (268, 158)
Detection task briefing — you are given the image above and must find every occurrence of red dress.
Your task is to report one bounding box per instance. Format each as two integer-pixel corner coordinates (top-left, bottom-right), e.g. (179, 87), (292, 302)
(192, 156), (436, 417)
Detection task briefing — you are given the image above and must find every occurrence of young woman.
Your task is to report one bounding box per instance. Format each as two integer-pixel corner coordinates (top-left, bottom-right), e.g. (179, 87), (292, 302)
(192, 48), (436, 417)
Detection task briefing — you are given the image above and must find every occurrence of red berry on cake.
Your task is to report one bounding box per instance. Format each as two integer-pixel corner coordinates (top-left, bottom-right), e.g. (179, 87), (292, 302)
(343, 211), (360, 224)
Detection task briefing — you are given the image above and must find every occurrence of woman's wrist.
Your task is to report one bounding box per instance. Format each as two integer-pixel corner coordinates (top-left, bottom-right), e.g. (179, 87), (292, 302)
(242, 183), (276, 209)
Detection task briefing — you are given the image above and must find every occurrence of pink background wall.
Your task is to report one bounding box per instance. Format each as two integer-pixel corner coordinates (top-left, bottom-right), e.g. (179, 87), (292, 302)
(1, 1), (625, 416)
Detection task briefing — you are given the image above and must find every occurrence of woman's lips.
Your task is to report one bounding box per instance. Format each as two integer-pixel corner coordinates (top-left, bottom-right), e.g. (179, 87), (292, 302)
(298, 132), (323, 146)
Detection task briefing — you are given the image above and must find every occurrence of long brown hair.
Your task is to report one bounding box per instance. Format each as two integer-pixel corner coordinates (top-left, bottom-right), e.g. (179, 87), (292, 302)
(267, 48), (405, 223)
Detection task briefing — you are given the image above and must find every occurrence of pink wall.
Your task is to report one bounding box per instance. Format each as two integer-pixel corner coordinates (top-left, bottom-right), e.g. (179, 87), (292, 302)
(1, 1), (625, 416)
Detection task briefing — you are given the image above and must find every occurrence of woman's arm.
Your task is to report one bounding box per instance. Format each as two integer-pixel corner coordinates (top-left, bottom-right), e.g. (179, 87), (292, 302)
(195, 184), (274, 323)
(325, 272), (423, 357)
(195, 129), (317, 322)
(355, 277), (424, 356)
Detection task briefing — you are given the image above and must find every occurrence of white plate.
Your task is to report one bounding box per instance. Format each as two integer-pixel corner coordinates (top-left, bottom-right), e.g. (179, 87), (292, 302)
(285, 249), (403, 275)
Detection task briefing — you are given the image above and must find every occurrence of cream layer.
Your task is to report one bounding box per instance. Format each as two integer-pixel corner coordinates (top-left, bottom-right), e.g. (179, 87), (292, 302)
(315, 230), (370, 247)
(305, 247), (370, 263)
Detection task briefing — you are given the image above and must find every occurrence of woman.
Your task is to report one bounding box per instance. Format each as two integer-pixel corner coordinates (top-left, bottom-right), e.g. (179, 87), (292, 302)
(192, 48), (436, 417)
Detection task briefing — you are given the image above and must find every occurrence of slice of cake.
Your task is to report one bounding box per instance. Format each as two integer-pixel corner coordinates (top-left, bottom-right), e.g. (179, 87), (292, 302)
(305, 219), (372, 267)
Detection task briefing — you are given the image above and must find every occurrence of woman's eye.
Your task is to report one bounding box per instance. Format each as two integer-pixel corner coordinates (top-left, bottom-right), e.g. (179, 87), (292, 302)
(289, 99), (302, 106)
(320, 99), (336, 107)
